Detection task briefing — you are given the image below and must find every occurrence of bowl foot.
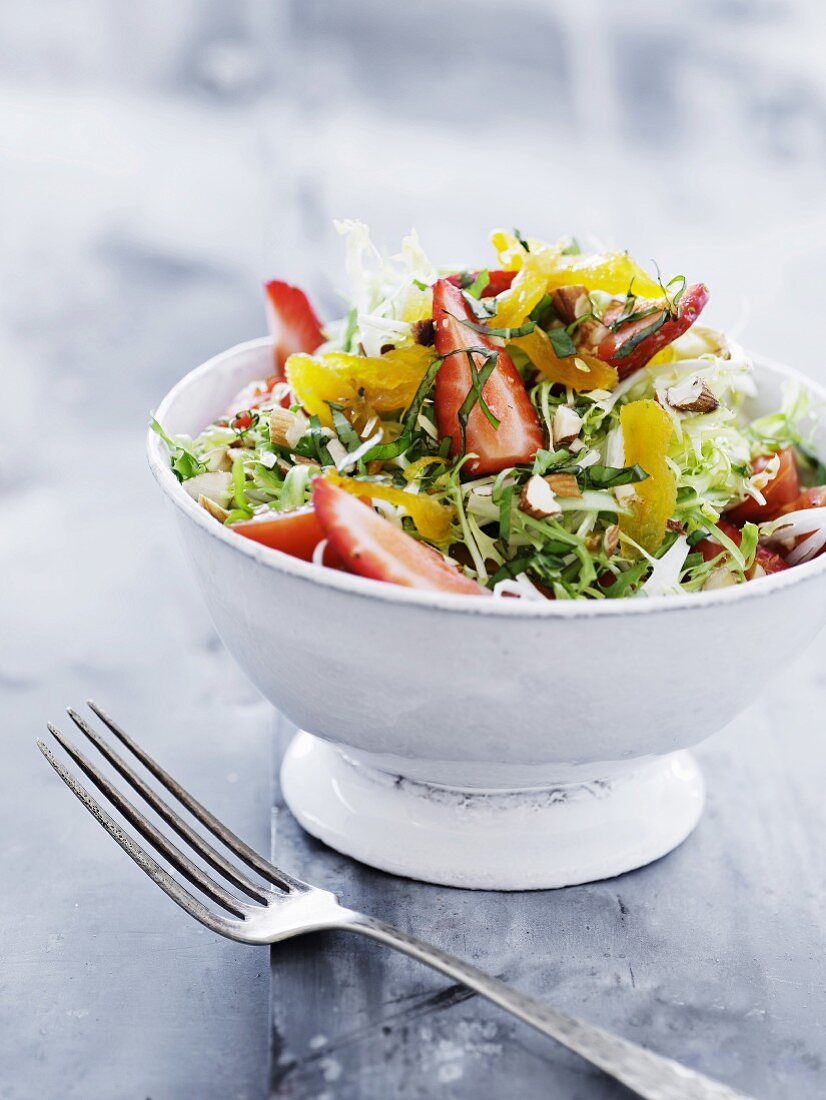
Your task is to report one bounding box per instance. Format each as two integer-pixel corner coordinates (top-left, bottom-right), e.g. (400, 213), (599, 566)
(280, 732), (705, 890)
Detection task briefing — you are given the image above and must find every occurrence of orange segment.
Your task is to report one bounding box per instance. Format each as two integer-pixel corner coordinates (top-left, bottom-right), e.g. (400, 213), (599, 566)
(490, 230), (559, 328)
(513, 328), (618, 391)
(545, 252), (663, 298)
(490, 230), (662, 326)
(619, 400), (677, 555)
(286, 346), (436, 426)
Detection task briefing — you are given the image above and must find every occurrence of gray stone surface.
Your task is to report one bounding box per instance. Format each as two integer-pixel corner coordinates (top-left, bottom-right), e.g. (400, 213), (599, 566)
(2, 2), (825, 1098)
(269, 666), (826, 1100)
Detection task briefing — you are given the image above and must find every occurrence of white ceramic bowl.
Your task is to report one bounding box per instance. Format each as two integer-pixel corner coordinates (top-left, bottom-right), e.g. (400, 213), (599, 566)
(148, 337), (826, 889)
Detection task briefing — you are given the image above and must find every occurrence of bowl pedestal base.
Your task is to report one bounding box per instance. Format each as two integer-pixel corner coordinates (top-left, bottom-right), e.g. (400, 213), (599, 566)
(281, 732), (705, 890)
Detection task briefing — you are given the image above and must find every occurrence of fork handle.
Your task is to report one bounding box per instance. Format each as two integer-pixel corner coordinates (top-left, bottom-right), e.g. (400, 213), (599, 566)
(341, 912), (751, 1100)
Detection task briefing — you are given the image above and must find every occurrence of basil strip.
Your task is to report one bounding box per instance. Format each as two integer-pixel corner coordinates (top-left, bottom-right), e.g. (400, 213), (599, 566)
(327, 403), (361, 451)
(455, 314), (536, 340)
(578, 463), (648, 489)
(457, 349), (500, 453)
(498, 483), (514, 546)
(608, 304), (662, 333)
(548, 328), (577, 357)
(609, 310), (669, 361)
(402, 355), (444, 433)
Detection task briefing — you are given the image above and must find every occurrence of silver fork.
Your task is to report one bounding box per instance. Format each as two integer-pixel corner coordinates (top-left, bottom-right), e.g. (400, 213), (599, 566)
(38, 703), (753, 1100)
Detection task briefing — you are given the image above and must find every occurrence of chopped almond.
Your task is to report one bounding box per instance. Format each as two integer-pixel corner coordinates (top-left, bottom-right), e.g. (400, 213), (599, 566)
(519, 475), (562, 520)
(198, 494), (229, 523)
(202, 446), (233, 472)
(270, 407), (303, 448)
(182, 471), (233, 506)
(552, 405), (583, 447)
(664, 376), (719, 414)
(545, 473), (581, 498)
(603, 523), (620, 557)
(550, 285), (589, 324)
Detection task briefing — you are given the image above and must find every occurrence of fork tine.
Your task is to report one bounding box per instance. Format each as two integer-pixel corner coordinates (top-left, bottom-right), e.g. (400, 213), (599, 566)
(66, 707), (271, 904)
(86, 700), (307, 892)
(37, 740), (245, 939)
(47, 724), (249, 918)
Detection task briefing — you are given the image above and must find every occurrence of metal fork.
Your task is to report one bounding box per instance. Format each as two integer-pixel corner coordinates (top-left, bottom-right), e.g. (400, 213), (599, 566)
(38, 703), (752, 1100)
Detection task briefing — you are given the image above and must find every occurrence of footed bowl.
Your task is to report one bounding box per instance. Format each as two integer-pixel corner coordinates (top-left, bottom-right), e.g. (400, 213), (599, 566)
(148, 338), (826, 889)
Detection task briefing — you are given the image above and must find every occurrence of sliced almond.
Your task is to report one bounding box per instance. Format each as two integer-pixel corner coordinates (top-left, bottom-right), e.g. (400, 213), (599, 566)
(325, 437), (349, 468)
(270, 407), (303, 448)
(198, 494), (229, 523)
(202, 446), (233, 472)
(603, 523), (620, 557)
(519, 475), (561, 520)
(614, 484), (639, 508)
(545, 473), (581, 498)
(182, 471), (233, 506)
(664, 376), (719, 414)
(552, 405), (583, 448)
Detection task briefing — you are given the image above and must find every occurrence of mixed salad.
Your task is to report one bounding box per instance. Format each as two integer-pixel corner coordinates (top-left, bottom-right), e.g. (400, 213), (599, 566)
(154, 224), (826, 600)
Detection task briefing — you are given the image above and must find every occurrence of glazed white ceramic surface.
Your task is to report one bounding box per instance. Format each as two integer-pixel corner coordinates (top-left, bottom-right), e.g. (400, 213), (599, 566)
(148, 337), (826, 889)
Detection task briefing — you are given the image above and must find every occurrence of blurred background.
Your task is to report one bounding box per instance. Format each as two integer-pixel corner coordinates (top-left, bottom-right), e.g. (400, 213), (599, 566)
(4, 0), (825, 711)
(2, 3), (825, 1096)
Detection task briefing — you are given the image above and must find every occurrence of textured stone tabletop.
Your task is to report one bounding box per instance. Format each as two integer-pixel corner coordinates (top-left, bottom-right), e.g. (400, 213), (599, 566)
(2, 4), (826, 1098)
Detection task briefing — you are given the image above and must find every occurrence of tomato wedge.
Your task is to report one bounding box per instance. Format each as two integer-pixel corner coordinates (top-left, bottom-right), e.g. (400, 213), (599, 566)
(695, 519), (788, 577)
(312, 478), (487, 594)
(725, 449), (801, 524)
(432, 279), (543, 475)
(230, 506), (342, 566)
(264, 280), (325, 377)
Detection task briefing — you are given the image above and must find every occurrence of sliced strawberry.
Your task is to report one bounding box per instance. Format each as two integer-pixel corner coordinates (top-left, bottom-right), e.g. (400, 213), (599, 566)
(445, 270), (516, 298)
(725, 449), (800, 524)
(264, 279), (326, 377)
(596, 283), (710, 380)
(230, 506), (342, 566)
(432, 279), (544, 475)
(312, 478), (487, 594)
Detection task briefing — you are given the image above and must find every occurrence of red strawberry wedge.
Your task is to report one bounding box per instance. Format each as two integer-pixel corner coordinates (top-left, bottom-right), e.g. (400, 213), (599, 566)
(432, 279), (544, 475)
(230, 506), (344, 567)
(312, 479), (487, 595)
(597, 283), (710, 380)
(264, 279), (326, 377)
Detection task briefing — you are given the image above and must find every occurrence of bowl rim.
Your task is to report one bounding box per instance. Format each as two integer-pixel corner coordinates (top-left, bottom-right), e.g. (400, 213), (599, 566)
(147, 335), (826, 620)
